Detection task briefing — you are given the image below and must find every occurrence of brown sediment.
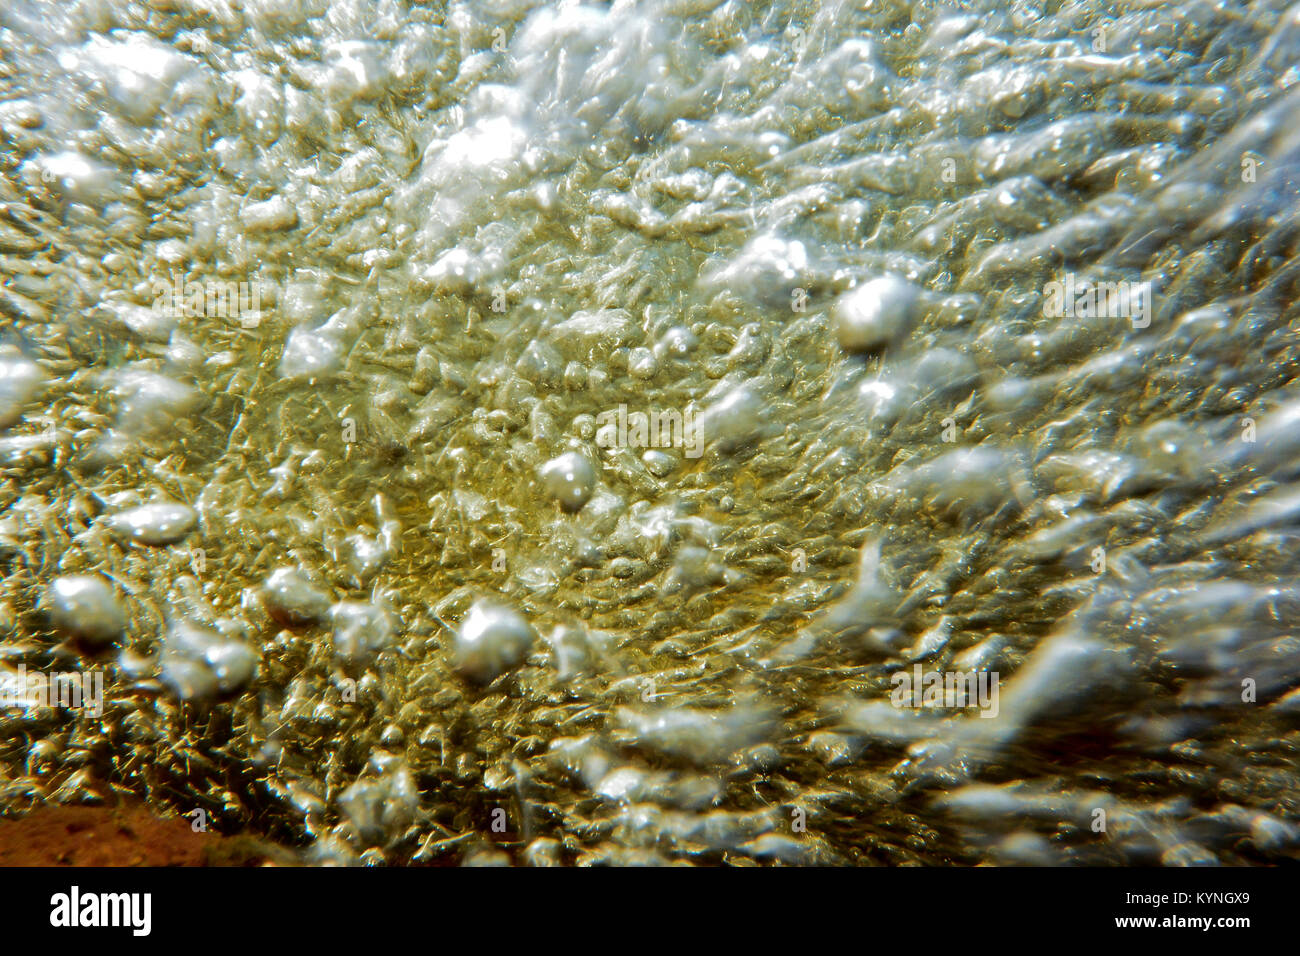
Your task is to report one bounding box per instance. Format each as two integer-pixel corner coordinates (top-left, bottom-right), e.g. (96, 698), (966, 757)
(0, 803), (297, 866)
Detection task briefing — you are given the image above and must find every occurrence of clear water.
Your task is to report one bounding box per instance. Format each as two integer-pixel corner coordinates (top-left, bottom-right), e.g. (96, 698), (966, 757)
(1, 0), (1299, 865)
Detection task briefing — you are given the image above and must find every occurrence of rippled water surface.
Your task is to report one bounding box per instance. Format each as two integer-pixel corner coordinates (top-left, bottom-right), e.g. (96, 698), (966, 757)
(2, 0), (1300, 865)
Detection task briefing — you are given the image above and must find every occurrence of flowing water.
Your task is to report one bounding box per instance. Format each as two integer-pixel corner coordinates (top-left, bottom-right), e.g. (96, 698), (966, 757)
(1, 0), (1300, 865)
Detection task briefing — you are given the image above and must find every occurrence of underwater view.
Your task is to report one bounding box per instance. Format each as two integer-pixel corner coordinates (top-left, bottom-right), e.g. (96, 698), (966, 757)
(0, 0), (1298, 883)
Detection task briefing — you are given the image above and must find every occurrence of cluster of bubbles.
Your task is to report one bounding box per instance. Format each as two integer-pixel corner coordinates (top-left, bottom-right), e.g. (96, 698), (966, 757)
(1, 0), (1300, 864)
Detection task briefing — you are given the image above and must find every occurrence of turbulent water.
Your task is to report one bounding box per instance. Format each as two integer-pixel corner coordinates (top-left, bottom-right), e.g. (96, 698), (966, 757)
(1, 0), (1299, 865)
